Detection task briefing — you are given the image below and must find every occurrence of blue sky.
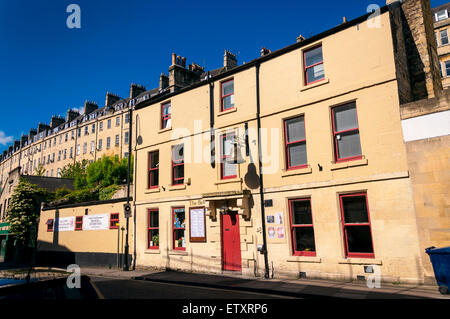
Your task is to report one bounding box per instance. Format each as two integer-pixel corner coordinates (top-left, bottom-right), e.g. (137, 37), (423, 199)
(0, 0), (448, 152)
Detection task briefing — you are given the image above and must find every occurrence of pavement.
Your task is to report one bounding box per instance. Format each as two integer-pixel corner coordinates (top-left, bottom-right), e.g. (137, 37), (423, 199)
(79, 266), (450, 299)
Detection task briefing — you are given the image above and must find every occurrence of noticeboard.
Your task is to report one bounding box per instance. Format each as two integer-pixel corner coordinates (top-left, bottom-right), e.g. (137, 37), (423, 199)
(189, 207), (206, 242)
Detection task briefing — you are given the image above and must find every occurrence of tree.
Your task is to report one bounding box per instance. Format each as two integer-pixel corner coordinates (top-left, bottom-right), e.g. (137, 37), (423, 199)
(60, 159), (88, 189)
(6, 178), (50, 244)
(36, 164), (46, 177)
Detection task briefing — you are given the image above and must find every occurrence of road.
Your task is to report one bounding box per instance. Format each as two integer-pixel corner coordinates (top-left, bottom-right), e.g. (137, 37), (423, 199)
(91, 276), (296, 299)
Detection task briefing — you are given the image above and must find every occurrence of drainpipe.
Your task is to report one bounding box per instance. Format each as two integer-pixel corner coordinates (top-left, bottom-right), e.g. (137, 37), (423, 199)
(255, 63), (270, 279)
(208, 72), (215, 169)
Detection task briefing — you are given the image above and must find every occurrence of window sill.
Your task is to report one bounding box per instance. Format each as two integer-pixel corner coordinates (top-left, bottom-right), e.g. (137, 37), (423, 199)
(169, 184), (186, 191)
(158, 127), (172, 134)
(144, 249), (160, 254)
(169, 250), (188, 256)
(217, 107), (237, 116)
(281, 166), (312, 177)
(300, 78), (329, 92)
(338, 258), (381, 265)
(286, 256), (321, 263)
(145, 187), (161, 194)
(214, 177), (242, 185)
(330, 158), (368, 171)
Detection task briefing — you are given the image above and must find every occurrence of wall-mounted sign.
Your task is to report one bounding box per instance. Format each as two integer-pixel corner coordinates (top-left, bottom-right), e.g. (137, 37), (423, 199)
(189, 207), (206, 242)
(55, 217), (75, 232)
(83, 214), (109, 231)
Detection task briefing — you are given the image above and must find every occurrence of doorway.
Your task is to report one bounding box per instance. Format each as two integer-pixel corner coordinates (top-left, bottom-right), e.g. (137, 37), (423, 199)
(221, 211), (242, 271)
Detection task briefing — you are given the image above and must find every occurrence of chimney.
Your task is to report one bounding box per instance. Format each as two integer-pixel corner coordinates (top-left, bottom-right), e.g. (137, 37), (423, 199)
(224, 50), (237, 70)
(168, 53), (202, 92)
(261, 47), (271, 56)
(129, 83), (146, 99)
(37, 122), (50, 133)
(20, 134), (28, 147)
(387, 0), (442, 100)
(50, 115), (65, 128)
(29, 128), (37, 137)
(296, 34), (306, 43)
(66, 109), (80, 122)
(159, 73), (169, 91)
(83, 100), (98, 115)
(105, 92), (121, 107)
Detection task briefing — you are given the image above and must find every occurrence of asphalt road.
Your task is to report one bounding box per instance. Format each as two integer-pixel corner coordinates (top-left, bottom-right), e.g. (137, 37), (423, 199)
(91, 276), (297, 299)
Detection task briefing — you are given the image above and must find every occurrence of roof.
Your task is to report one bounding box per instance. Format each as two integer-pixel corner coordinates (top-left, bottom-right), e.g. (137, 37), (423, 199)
(432, 3), (450, 15)
(21, 175), (74, 192)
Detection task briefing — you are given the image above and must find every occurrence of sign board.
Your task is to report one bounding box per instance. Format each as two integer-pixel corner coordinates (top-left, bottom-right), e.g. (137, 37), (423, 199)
(55, 217), (75, 232)
(83, 214), (109, 231)
(189, 207), (206, 242)
(266, 211), (286, 244)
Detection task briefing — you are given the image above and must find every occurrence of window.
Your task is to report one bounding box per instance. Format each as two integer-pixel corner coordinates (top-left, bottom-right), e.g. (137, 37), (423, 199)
(109, 213), (119, 229)
(125, 113), (130, 124)
(46, 219), (54, 232)
(161, 102), (171, 129)
(70, 147), (73, 158)
(75, 216), (83, 231)
(90, 141), (95, 153)
(107, 119), (111, 129)
(116, 116), (120, 127)
(77, 144), (80, 155)
(172, 207), (186, 250)
(84, 126), (89, 136)
(99, 121), (103, 131)
(115, 134), (119, 146)
(440, 62), (443, 78)
(65, 133), (68, 142)
(339, 193), (374, 258)
(63, 149), (67, 160)
(83, 142), (87, 154)
(445, 61), (450, 77)
(221, 133), (237, 179)
(148, 209), (159, 249)
(436, 9), (448, 22)
(221, 79), (234, 111)
(49, 139), (52, 147)
(71, 131), (74, 140)
(284, 116), (307, 170)
(289, 198), (316, 256)
(172, 144), (184, 185)
(332, 102), (362, 162)
(58, 150), (61, 161)
(106, 137), (111, 149)
(440, 29), (449, 46)
(78, 128), (81, 137)
(98, 139), (103, 151)
(304, 45), (325, 85)
(92, 124), (95, 134)
(124, 131), (129, 144)
(148, 150), (159, 189)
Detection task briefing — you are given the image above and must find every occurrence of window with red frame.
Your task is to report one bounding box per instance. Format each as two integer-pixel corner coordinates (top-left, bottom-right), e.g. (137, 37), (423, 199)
(221, 79), (234, 111)
(109, 213), (119, 229)
(304, 45), (325, 85)
(172, 207), (186, 250)
(289, 199), (316, 256)
(221, 133), (237, 179)
(340, 193), (374, 258)
(46, 219), (54, 232)
(284, 116), (307, 170)
(148, 209), (159, 249)
(161, 102), (171, 129)
(148, 150), (159, 189)
(75, 216), (83, 231)
(172, 144), (184, 185)
(332, 102), (362, 162)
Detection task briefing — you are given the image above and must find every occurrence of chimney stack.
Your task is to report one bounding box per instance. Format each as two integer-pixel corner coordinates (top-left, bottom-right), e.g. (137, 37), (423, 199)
(83, 100), (98, 115)
(296, 34), (306, 43)
(168, 53), (203, 92)
(105, 92), (121, 107)
(129, 83), (146, 99)
(224, 50), (237, 70)
(261, 47), (271, 56)
(37, 122), (50, 133)
(66, 109), (80, 122)
(159, 73), (169, 91)
(29, 128), (37, 138)
(50, 115), (65, 128)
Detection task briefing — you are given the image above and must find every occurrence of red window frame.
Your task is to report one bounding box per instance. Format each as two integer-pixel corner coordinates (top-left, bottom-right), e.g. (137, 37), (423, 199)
(288, 198), (316, 257)
(284, 116), (307, 170)
(75, 216), (83, 231)
(161, 102), (171, 129)
(331, 102), (362, 163)
(303, 45), (324, 85)
(172, 207), (186, 251)
(339, 193), (374, 259)
(172, 144), (184, 185)
(221, 133), (237, 180)
(148, 150), (159, 189)
(148, 209), (159, 249)
(46, 219), (54, 232)
(109, 213), (119, 229)
(220, 78), (234, 112)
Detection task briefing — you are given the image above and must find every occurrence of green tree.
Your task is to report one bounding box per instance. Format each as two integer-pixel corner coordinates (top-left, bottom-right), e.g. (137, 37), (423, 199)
(36, 164), (46, 177)
(60, 159), (88, 189)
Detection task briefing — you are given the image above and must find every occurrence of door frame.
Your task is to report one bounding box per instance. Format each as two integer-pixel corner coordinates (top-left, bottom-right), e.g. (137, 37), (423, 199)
(220, 210), (242, 272)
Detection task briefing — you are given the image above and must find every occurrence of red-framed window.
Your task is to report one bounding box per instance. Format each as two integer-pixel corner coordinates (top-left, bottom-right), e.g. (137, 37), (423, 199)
(221, 133), (237, 179)
(331, 102), (362, 163)
(46, 219), (54, 232)
(221, 79), (234, 111)
(148, 150), (159, 189)
(148, 209), (159, 249)
(284, 116), (307, 170)
(303, 45), (325, 85)
(172, 207), (186, 251)
(288, 198), (316, 256)
(172, 144), (184, 185)
(339, 193), (374, 258)
(75, 216), (83, 231)
(109, 213), (119, 229)
(161, 101), (171, 129)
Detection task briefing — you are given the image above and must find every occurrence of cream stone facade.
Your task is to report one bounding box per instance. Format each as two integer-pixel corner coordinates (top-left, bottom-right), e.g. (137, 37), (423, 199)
(433, 3), (450, 88)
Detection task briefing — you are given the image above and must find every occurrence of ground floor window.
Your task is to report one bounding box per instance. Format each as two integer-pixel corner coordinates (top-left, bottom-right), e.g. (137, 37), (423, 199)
(110, 213), (119, 229)
(288, 198), (316, 256)
(173, 207), (186, 250)
(148, 209), (159, 249)
(46, 219), (54, 232)
(339, 193), (374, 258)
(75, 216), (83, 231)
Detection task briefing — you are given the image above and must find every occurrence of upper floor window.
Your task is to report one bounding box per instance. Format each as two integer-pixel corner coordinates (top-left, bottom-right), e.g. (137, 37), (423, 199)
(84, 126), (89, 136)
(221, 79), (235, 111)
(332, 102), (362, 163)
(98, 139), (103, 151)
(116, 116), (120, 127)
(440, 29), (449, 46)
(436, 9), (448, 22)
(115, 134), (119, 146)
(161, 102), (171, 129)
(124, 131), (129, 144)
(445, 60), (450, 77)
(148, 150), (159, 189)
(125, 113), (130, 124)
(107, 119), (111, 129)
(99, 121), (103, 131)
(92, 124), (95, 134)
(106, 137), (111, 149)
(284, 116), (307, 170)
(304, 45), (325, 85)
(221, 133), (237, 179)
(172, 144), (184, 185)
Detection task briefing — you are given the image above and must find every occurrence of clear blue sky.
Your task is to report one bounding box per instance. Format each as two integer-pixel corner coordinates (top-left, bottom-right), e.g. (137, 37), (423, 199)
(0, 0), (448, 152)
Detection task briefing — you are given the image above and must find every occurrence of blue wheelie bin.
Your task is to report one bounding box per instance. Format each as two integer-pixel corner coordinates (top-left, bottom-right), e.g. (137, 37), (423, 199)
(426, 246), (450, 295)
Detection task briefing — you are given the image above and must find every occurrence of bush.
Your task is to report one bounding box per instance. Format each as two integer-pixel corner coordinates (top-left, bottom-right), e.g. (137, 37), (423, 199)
(99, 184), (121, 201)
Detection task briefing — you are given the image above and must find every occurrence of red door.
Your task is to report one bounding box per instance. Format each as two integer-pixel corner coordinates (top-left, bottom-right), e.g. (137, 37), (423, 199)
(221, 211), (242, 271)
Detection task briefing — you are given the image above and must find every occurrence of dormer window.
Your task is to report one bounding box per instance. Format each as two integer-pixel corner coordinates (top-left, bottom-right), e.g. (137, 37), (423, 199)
(436, 9), (448, 21)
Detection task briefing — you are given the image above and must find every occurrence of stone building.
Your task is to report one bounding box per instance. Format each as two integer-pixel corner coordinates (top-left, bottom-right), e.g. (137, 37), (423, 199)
(433, 2), (450, 88)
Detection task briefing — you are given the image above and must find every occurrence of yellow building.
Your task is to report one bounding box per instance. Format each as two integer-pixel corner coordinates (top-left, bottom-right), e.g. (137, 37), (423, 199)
(433, 3), (450, 88)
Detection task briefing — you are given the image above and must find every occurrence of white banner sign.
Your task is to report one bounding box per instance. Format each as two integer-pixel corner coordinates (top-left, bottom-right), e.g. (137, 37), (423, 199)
(55, 216), (75, 232)
(83, 214), (109, 231)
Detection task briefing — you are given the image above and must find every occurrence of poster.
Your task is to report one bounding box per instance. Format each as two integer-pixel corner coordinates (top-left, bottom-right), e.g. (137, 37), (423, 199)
(189, 207), (206, 242)
(277, 227), (285, 239)
(268, 226), (275, 239)
(266, 215), (274, 223)
(83, 214), (109, 230)
(275, 212), (283, 225)
(55, 217), (75, 232)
